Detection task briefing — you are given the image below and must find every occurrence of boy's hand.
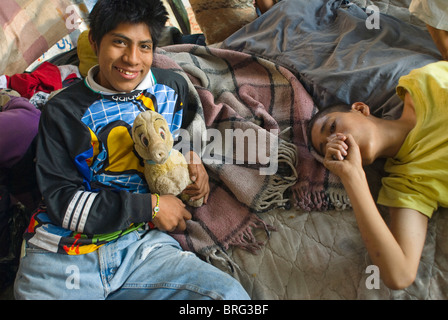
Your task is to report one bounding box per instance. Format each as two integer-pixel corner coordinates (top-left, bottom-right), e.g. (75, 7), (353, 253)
(323, 133), (363, 179)
(182, 151), (210, 204)
(152, 194), (192, 233)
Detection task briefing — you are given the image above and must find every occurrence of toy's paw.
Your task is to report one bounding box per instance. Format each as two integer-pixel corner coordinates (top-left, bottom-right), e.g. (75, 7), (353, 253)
(180, 193), (204, 207)
(188, 198), (204, 207)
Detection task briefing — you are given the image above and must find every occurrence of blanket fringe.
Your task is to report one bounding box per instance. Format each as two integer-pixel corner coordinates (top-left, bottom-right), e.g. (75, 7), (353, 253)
(252, 140), (298, 211)
(204, 215), (275, 273)
(228, 216), (275, 253)
(292, 184), (352, 211)
(328, 189), (352, 210)
(205, 247), (240, 274)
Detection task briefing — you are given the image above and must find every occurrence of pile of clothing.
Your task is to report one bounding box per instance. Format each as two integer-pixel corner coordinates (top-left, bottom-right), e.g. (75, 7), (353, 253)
(0, 60), (82, 172)
(0, 61), (82, 109)
(0, 61), (82, 294)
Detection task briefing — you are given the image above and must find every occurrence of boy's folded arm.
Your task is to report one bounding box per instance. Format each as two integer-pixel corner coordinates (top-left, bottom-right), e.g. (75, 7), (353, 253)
(342, 169), (428, 290)
(36, 104), (153, 235)
(323, 133), (427, 289)
(40, 174), (153, 235)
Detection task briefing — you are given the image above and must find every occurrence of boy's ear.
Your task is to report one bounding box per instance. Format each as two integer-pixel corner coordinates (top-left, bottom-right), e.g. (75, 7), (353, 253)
(88, 30), (98, 55)
(351, 102), (370, 116)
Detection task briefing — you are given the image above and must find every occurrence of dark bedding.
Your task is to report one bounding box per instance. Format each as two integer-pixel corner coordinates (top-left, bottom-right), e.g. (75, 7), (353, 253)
(221, 0), (440, 119)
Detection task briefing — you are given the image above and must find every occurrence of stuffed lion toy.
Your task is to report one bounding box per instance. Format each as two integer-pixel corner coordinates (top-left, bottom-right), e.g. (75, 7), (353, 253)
(132, 110), (204, 207)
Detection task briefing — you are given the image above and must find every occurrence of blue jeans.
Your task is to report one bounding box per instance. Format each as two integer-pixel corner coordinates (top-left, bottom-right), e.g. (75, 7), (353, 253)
(14, 230), (250, 300)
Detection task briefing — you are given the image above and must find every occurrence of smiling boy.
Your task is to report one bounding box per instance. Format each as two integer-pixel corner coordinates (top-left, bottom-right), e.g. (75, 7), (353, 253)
(308, 61), (448, 289)
(14, 0), (249, 300)
(92, 23), (154, 93)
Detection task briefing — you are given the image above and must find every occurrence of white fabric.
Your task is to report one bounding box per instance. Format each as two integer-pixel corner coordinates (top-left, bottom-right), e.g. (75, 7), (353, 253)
(410, 0), (448, 30)
(86, 65), (156, 94)
(0, 75), (8, 89)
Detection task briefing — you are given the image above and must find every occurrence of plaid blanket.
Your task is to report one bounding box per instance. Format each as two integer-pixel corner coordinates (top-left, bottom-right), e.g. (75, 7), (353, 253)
(153, 45), (349, 259)
(0, 0), (77, 76)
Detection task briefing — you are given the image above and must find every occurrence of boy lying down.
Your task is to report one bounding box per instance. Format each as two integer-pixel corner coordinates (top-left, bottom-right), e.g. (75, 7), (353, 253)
(308, 61), (448, 289)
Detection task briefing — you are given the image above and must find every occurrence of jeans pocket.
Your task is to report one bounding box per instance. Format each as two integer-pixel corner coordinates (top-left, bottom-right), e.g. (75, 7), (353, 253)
(24, 241), (52, 255)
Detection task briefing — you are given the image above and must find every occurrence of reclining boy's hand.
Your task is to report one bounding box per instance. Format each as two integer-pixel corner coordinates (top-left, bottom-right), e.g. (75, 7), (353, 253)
(326, 133), (348, 161)
(152, 194), (192, 233)
(324, 133), (363, 180)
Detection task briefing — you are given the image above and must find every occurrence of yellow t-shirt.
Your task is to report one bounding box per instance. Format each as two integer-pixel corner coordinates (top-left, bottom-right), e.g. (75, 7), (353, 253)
(377, 61), (448, 218)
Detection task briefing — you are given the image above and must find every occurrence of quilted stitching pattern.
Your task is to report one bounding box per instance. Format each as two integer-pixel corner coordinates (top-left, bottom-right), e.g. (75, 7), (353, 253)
(211, 206), (448, 299)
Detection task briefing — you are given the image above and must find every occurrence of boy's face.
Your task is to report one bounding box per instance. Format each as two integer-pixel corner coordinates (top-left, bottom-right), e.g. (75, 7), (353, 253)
(311, 110), (372, 160)
(311, 111), (351, 156)
(91, 22), (153, 93)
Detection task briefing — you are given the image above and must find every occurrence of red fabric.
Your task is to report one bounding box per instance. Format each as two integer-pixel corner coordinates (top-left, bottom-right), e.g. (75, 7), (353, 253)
(8, 62), (62, 99)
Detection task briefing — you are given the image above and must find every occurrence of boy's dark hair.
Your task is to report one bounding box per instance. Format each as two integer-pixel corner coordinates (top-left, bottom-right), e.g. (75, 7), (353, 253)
(306, 104), (351, 152)
(88, 0), (168, 50)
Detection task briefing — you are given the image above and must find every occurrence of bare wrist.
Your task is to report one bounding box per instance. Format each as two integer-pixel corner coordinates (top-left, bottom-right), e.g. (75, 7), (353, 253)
(341, 167), (367, 187)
